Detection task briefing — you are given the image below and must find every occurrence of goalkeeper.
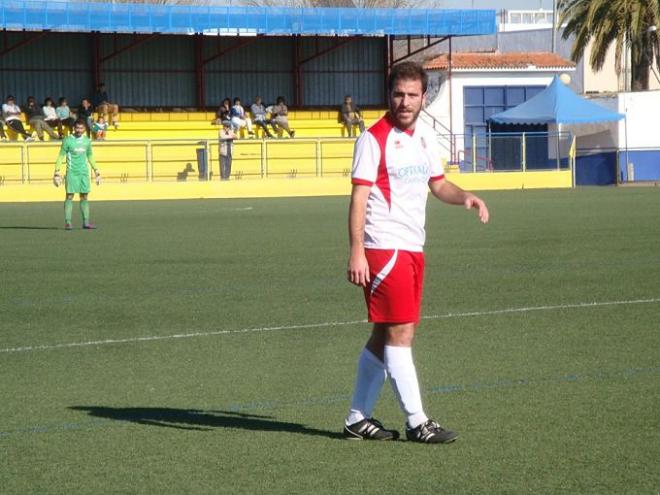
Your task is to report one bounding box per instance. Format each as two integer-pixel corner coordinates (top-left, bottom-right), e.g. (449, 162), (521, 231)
(53, 119), (101, 230)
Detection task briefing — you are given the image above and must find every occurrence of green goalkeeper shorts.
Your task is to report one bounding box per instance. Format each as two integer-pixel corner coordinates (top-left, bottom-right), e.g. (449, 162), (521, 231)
(65, 173), (91, 194)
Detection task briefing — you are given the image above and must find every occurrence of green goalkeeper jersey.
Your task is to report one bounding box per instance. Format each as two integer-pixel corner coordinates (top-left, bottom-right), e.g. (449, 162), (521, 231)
(55, 135), (97, 176)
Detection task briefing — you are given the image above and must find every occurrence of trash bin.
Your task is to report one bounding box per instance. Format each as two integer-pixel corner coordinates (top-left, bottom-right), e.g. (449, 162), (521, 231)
(196, 147), (208, 180)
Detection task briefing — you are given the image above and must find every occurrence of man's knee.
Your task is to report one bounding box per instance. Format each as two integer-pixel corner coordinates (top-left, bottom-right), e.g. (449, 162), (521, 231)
(374, 322), (417, 346)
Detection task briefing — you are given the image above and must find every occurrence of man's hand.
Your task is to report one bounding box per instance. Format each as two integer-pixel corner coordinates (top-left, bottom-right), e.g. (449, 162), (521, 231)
(52, 172), (62, 187)
(95, 170), (101, 186)
(464, 194), (490, 224)
(347, 251), (370, 287)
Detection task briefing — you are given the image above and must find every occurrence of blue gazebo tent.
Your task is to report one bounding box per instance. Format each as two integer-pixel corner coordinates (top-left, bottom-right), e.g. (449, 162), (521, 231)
(488, 76), (624, 125)
(487, 76), (625, 185)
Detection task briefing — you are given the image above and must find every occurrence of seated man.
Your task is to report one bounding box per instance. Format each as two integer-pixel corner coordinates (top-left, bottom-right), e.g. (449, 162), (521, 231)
(25, 96), (59, 141)
(270, 96), (295, 138)
(341, 95), (365, 137)
(215, 98), (232, 126)
(77, 98), (95, 137)
(250, 96), (275, 138)
(43, 97), (64, 139)
(230, 97), (254, 136)
(92, 83), (119, 129)
(0, 117), (6, 141)
(56, 97), (76, 134)
(2, 95), (33, 141)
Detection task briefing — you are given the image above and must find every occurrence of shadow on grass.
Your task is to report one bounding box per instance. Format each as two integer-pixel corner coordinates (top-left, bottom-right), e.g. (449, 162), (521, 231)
(0, 226), (60, 230)
(70, 406), (342, 440)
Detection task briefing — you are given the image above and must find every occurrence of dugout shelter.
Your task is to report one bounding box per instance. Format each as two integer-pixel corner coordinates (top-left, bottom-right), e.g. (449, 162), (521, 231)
(0, 1), (496, 109)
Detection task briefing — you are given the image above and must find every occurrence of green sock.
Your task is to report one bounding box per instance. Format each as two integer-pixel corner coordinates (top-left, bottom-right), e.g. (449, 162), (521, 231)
(64, 199), (73, 224)
(80, 199), (90, 225)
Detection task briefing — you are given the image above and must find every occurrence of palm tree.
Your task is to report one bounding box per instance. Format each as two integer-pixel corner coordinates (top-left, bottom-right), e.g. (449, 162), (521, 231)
(558, 0), (660, 90)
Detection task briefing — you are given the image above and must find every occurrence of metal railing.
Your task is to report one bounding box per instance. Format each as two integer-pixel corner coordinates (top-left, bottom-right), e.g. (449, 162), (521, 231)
(440, 131), (575, 173)
(0, 137), (357, 184)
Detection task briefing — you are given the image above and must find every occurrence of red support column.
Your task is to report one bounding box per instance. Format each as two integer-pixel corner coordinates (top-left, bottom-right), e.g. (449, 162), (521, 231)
(293, 35), (302, 107)
(92, 32), (101, 89)
(194, 34), (205, 109)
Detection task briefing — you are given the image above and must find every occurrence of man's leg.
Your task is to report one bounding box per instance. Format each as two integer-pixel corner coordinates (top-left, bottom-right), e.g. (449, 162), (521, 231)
(29, 119), (44, 140)
(358, 119), (365, 134)
(8, 120), (31, 139)
(369, 322), (458, 444)
(109, 104), (119, 127)
(345, 343), (387, 426)
(79, 192), (92, 227)
(64, 193), (74, 228)
(367, 323), (429, 429)
(344, 332), (398, 440)
(343, 117), (354, 137)
(42, 121), (59, 140)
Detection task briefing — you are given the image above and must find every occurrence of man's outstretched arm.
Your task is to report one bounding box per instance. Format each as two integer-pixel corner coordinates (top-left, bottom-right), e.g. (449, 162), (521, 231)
(429, 178), (490, 224)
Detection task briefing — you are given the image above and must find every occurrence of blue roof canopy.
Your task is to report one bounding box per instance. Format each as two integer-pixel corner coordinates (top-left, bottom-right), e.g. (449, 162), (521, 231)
(0, 1), (496, 37)
(489, 76), (624, 125)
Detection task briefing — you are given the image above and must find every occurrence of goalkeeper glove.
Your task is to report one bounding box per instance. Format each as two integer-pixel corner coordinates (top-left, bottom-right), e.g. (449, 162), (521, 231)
(53, 172), (62, 187)
(95, 170), (102, 186)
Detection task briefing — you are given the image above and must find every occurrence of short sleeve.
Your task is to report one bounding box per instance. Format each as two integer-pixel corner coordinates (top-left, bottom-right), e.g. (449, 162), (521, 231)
(351, 132), (381, 186)
(425, 130), (445, 182)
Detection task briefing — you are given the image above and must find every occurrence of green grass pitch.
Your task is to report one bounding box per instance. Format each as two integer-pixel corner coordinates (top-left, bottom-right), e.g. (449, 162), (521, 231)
(1, 188), (659, 494)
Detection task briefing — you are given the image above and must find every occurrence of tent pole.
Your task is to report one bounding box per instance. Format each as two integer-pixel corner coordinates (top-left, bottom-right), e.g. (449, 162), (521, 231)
(556, 124), (561, 171)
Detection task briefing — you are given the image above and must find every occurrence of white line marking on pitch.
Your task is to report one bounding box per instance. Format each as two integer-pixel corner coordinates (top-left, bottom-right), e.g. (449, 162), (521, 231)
(1, 297), (659, 354)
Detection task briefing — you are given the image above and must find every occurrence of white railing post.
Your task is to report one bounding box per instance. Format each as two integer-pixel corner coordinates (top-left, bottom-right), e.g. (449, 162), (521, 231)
(21, 144), (26, 184)
(521, 133), (526, 172)
(204, 139), (211, 181)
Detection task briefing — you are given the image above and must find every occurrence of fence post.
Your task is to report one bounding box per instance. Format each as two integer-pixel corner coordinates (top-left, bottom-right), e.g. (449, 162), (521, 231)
(521, 132), (526, 172)
(25, 144), (31, 183)
(21, 144), (26, 184)
(204, 140), (211, 181)
(471, 134), (477, 173)
(260, 140), (265, 178)
(145, 141), (153, 181)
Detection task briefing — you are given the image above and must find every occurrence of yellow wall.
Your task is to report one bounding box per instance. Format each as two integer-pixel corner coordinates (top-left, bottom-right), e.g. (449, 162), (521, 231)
(0, 171), (572, 203)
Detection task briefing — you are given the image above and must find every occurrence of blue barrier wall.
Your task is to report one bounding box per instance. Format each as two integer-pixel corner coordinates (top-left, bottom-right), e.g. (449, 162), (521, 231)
(618, 150), (660, 182)
(575, 151), (617, 185)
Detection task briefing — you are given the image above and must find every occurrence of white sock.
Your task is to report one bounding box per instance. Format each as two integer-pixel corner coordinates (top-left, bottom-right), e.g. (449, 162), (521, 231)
(384, 345), (428, 429)
(346, 348), (387, 425)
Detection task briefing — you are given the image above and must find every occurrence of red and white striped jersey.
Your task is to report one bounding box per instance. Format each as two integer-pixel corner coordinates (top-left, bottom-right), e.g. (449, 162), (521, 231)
(351, 114), (445, 252)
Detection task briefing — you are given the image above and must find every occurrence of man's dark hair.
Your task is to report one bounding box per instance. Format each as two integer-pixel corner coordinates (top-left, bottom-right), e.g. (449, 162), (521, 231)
(387, 61), (428, 94)
(234, 97), (241, 104)
(74, 118), (87, 127)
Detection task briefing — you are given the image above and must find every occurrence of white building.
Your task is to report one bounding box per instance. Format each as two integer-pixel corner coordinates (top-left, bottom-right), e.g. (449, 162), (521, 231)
(421, 51), (575, 166)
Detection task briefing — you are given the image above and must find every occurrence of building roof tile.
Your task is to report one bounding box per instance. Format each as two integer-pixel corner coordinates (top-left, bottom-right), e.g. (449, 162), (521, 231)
(423, 52), (575, 70)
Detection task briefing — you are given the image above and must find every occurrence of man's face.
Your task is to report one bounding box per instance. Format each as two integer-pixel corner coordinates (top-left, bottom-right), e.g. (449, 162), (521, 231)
(345, 97), (352, 105)
(73, 123), (86, 137)
(388, 78), (426, 131)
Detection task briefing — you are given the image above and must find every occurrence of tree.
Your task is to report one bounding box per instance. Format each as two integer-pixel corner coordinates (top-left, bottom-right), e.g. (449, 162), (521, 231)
(558, 0), (660, 90)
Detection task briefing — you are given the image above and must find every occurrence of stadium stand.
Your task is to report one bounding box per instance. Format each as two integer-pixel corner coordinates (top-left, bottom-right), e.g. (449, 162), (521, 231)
(107, 109), (383, 140)
(0, 109), (386, 184)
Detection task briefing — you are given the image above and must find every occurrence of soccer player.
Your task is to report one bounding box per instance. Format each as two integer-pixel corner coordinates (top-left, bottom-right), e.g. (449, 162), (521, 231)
(343, 62), (490, 444)
(53, 119), (101, 230)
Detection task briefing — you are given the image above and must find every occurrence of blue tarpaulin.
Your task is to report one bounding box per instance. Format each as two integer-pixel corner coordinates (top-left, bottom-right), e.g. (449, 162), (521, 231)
(0, 1), (496, 37)
(489, 76), (624, 125)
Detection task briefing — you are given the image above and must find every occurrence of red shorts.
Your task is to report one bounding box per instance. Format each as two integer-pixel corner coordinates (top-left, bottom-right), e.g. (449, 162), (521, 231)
(362, 248), (425, 324)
